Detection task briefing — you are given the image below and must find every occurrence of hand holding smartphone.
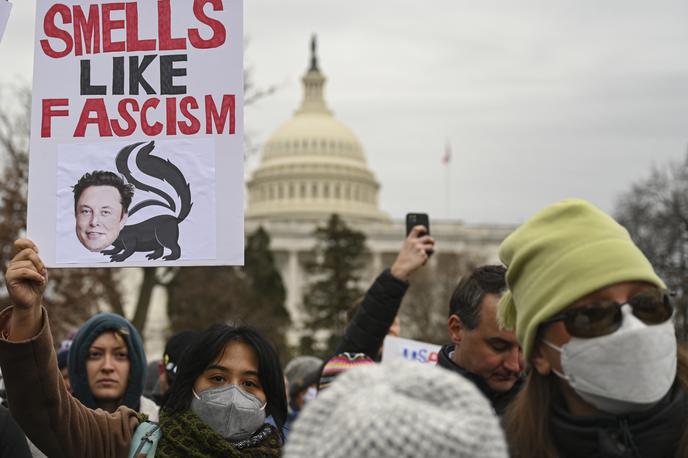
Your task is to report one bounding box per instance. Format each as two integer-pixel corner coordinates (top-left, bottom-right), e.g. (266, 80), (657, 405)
(405, 213), (433, 257)
(406, 213), (429, 237)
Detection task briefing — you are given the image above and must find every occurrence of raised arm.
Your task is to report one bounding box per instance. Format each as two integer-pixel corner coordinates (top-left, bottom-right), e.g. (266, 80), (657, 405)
(5, 239), (46, 341)
(0, 239), (138, 458)
(334, 226), (435, 358)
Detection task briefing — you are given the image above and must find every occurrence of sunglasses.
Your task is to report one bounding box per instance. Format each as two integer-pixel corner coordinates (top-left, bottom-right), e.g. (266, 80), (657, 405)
(541, 288), (673, 338)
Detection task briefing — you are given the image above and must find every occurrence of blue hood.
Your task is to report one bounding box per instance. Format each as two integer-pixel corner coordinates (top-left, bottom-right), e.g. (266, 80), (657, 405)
(68, 313), (147, 411)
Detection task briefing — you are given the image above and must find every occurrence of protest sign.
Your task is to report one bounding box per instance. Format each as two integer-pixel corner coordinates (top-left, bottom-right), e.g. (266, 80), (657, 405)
(0, 1), (11, 43)
(29, 0), (243, 267)
(382, 335), (442, 365)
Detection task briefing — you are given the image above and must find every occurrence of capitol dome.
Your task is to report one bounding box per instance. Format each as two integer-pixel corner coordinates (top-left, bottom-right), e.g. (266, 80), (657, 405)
(246, 37), (389, 223)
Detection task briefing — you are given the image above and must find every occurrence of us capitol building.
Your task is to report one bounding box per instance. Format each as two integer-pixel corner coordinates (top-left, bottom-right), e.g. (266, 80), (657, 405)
(243, 39), (513, 342)
(141, 39), (514, 354)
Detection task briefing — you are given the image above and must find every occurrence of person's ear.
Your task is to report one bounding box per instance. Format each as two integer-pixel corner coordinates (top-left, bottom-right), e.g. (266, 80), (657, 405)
(447, 314), (465, 345)
(531, 342), (552, 376)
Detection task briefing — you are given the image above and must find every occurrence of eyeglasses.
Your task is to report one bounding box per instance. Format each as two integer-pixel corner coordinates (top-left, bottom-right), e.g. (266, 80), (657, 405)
(541, 289), (673, 338)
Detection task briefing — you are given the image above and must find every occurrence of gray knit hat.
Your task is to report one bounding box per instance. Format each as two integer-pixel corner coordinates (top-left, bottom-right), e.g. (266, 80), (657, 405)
(283, 360), (508, 458)
(285, 356), (323, 382)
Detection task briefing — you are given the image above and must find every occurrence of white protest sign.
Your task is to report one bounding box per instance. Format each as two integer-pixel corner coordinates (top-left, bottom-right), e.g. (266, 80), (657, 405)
(382, 335), (442, 365)
(29, 0), (243, 267)
(0, 1), (11, 42)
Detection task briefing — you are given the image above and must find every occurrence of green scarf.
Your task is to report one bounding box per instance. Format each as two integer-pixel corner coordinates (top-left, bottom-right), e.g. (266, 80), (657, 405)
(156, 409), (282, 457)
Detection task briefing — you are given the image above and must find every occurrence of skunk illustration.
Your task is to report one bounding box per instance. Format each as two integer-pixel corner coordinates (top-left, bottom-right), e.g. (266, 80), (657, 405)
(102, 141), (193, 262)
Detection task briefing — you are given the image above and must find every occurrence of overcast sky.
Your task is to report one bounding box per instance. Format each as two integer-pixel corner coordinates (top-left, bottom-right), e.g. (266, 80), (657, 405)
(2, 0), (687, 224)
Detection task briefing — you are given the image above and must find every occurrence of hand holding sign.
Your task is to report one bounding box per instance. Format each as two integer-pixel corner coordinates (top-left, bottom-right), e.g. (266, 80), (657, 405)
(5, 239), (47, 310)
(4, 239), (47, 341)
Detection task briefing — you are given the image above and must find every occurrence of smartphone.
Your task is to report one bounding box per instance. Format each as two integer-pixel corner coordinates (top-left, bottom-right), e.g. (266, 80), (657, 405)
(406, 213), (430, 237)
(406, 213), (433, 257)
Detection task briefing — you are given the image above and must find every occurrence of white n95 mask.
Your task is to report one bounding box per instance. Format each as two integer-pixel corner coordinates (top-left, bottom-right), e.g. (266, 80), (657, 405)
(544, 305), (677, 415)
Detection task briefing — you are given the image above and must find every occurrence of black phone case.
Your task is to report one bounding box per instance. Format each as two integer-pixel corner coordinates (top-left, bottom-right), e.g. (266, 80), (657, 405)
(406, 213), (429, 236)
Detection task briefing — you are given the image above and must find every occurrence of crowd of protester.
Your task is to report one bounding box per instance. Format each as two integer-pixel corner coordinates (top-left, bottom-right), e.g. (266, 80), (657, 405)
(0, 198), (686, 457)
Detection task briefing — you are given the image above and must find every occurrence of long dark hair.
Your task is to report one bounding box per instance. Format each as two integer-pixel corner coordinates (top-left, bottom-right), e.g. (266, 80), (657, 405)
(164, 324), (287, 433)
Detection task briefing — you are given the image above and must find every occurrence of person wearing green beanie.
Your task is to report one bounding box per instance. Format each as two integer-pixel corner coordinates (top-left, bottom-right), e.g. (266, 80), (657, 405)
(497, 199), (688, 458)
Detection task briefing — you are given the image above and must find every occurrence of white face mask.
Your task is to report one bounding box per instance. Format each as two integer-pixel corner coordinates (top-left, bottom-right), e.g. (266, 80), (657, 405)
(543, 305), (677, 415)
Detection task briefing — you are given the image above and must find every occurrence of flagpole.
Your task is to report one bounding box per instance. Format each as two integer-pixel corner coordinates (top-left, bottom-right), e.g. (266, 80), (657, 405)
(445, 161), (450, 219)
(443, 140), (452, 219)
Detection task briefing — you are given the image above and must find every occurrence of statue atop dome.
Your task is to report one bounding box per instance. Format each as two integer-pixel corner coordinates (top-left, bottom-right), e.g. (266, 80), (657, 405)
(297, 34), (329, 115)
(309, 34), (319, 72)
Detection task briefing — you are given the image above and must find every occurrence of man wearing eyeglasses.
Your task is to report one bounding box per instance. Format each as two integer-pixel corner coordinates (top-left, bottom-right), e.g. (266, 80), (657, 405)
(437, 265), (525, 415)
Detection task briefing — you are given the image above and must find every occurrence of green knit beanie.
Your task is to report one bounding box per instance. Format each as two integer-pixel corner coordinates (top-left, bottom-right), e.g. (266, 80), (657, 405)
(497, 199), (665, 360)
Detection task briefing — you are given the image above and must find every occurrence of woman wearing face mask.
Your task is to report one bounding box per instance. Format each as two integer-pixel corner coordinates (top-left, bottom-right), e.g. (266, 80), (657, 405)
(69, 313), (159, 421)
(159, 324), (286, 455)
(0, 239), (287, 458)
(498, 199), (688, 458)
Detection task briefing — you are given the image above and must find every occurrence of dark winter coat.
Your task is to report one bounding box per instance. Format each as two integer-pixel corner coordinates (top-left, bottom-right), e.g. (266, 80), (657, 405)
(334, 268), (408, 359)
(549, 381), (688, 458)
(437, 343), (523, 415)
(316, 269), (407, 390)
(0, 405), (31, 458)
